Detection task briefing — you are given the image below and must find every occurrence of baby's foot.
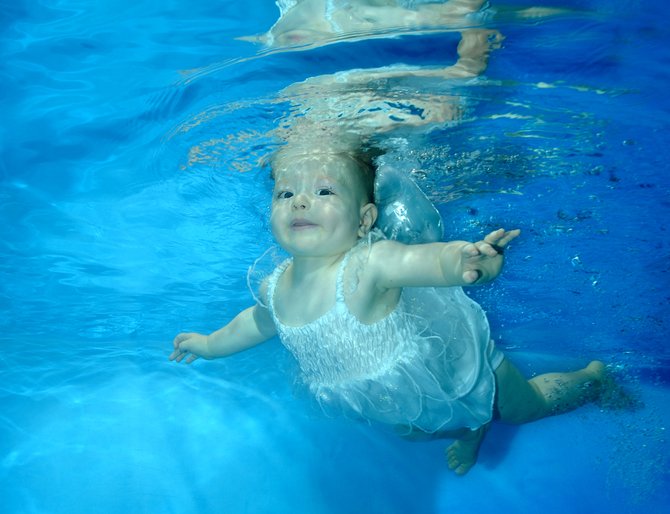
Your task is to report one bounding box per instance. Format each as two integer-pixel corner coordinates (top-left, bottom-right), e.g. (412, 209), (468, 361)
(586, 360), (606, 382)
(591, 361), (644, 411)
(445, 425), (488, 476)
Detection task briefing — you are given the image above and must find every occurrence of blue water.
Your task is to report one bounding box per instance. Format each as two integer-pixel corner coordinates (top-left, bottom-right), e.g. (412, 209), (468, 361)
(1, 1), (669, 513)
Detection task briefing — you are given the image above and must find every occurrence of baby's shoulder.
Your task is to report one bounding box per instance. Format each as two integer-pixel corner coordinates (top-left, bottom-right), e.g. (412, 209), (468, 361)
(347, 239), (405, 286)
(364, 238), (407, 267)
(344, 240), (404, 320)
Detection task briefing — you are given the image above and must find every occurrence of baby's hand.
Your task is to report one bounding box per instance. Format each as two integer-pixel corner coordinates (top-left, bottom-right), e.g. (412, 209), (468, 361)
(461, 228), (520, 284)
(169, 332), (209, 364)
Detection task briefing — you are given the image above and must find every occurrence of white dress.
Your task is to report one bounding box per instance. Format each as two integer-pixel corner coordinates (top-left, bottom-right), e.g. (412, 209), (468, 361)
(263, 240), (504, 433)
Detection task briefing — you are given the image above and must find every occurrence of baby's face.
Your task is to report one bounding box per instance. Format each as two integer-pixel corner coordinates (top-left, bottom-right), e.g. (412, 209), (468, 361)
(270, 154), (368, 258)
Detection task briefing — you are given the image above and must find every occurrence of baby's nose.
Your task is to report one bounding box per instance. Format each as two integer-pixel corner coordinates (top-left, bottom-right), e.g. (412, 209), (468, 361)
(292, 192), (309, 210)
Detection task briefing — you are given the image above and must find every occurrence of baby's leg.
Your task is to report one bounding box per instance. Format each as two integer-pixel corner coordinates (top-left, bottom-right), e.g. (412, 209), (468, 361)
(443, 359), (604, 476)
(495, 358), (605, 424)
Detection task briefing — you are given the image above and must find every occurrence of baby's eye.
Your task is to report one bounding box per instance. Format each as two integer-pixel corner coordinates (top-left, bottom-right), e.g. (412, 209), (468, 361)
(276, 190), (294, 199)
(316, 188), (334, 196)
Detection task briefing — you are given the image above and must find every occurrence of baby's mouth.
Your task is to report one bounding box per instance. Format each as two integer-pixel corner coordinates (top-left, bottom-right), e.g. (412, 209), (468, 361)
(291, 219), (317, 230)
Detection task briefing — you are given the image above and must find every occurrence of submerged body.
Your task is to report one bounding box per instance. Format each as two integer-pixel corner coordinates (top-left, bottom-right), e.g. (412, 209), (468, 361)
(171, 151), (606, 475)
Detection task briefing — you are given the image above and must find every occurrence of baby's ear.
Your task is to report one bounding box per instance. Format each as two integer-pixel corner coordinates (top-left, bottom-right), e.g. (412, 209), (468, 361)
(358, 203), (378, 237)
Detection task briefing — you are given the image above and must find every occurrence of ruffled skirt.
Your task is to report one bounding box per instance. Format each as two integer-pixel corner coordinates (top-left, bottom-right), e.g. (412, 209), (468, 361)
(307, 286), (503, 433)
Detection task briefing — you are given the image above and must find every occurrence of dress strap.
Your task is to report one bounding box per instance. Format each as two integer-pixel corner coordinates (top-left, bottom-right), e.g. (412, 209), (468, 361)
(335, 249), (355, 304)
(267, 258), (292, 317)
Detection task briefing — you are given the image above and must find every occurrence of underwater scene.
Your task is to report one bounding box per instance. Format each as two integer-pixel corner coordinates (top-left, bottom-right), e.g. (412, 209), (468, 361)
(1, 0), (668, 513)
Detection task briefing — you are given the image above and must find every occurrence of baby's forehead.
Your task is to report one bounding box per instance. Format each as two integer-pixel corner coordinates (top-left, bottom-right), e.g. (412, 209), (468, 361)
(273, 154), (359, 182)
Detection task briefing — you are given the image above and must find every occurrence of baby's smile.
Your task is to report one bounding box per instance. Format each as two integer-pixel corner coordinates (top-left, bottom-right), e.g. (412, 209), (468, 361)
(291, 218), (318, 230)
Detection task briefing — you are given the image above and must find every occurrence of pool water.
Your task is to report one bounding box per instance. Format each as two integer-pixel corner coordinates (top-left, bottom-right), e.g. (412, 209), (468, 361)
(1, 1), (668, 513)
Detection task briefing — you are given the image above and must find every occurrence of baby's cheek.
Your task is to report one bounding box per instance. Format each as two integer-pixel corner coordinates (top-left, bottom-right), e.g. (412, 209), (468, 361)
(269, 213), (281, 234)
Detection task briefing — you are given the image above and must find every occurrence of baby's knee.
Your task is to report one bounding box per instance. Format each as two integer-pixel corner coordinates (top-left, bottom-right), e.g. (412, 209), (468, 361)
(494, 360), (551, 424)
(497, 389), (547, 424)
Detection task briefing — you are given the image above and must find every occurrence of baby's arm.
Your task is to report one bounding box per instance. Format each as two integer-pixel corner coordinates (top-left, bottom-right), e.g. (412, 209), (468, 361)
(169, 303), (277, 364)
(370, 228), (520, 289)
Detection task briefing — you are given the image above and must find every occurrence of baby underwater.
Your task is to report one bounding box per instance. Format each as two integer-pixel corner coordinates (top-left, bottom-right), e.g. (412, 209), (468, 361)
(170, 147), (607, 475)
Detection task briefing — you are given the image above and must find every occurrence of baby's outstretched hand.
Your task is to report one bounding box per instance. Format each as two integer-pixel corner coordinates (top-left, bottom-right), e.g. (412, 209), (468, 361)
(170, 332), (208, 364)
(461, 228), (520, 284)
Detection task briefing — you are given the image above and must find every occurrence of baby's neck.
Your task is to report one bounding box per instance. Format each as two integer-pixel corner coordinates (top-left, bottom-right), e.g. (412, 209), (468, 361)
(289, 252), (345, 284)
(273, 253), (344, 326)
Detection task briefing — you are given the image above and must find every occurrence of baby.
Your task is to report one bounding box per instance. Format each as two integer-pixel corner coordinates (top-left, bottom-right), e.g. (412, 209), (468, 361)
(170, 145), (606, 475)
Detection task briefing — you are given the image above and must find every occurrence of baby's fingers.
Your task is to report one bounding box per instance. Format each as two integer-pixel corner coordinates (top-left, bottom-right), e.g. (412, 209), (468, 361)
(462, 242), (480, 256)
(462, 269), (482, 284)
(170, 346), (198, 364)
(481, 228), (520, 255)
(169, 346), (188, 362)
(495, 228), (521, 247)
(170, 333), (195, 362)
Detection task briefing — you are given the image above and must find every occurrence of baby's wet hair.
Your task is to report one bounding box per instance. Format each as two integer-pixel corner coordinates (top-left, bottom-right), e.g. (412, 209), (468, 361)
(346, 144), (383, 203)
